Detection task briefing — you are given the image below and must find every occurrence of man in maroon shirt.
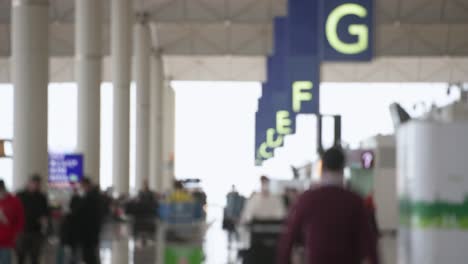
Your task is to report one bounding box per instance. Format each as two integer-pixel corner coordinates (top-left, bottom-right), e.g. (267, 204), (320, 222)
(278, 147), (379, 264)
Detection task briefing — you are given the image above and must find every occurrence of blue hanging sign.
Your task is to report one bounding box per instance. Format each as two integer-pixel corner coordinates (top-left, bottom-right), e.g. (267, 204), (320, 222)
(49, 154), (84, 183)
(287, 56), (321, 114)
(255, 18), (296, 165)
(320, 0), (374, 61)
(254, 0), (374, 165)
(255, 109), (274, 165)
(287, 0), (321, 114)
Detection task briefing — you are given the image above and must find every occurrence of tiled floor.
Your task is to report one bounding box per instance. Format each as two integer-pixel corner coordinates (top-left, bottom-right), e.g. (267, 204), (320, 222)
(96, 226), (397, 264)
(380, 235), (397, 264)
(43, 207), (397, 264)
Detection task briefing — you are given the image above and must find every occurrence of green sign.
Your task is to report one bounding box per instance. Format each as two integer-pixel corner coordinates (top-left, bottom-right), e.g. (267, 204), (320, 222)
(164, 245), (204, 264)
(400, 196), (468, 230)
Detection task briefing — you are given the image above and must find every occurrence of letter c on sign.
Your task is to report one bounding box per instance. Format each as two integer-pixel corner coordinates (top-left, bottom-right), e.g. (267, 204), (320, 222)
(258, 142), (273, 159)
(326, 3), (369, 55)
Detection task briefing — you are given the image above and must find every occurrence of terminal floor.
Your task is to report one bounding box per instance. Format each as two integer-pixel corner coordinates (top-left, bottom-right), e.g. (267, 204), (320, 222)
(41, 207), (397, 264)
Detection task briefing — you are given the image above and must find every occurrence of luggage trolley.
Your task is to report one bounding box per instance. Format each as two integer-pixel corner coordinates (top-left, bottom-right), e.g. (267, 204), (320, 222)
(156, 201), (206, 264)
(240, 219), (284, 264)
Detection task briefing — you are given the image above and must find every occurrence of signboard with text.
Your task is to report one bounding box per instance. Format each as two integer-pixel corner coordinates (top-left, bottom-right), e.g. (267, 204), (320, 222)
(254, 0), (374, 165)
(255, 18), (296, 163)
(320, 0), (374, 61)
(48, 154), (84, 183)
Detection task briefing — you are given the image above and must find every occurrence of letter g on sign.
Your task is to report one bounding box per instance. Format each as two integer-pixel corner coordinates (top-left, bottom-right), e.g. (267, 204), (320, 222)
(326, 3), (369, 55)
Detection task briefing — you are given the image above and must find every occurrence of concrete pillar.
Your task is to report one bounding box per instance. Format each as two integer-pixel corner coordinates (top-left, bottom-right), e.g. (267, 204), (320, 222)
(134, 17), (151, 191)
(76, 0), (102, 184)
(12, 0), (49, 190)
(111, 0), (133, 194)
(162, 83), (176, 193)
(149, 51), (164, 192)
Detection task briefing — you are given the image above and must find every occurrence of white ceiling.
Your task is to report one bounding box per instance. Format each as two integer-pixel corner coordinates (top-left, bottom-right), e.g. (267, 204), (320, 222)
(1, 56), (467, 83)
(2, 0), (468, 24)
(0, 0), (468, 82)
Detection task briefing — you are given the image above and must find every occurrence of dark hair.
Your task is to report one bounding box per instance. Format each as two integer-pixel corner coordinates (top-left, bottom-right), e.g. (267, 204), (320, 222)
(30, 174), (42, 183)
(174, 180), (184, 190)
(0, 179), (5, 191)
(260, 175), (270, 183)
(321, 147), (346, 172)
(81, 177), (92, 186)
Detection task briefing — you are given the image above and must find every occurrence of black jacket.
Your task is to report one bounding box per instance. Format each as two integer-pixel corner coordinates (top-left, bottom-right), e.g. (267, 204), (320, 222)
(76, 188), (102, 245)
(60, 194), (82, 246)
(17, 190), (49, 233)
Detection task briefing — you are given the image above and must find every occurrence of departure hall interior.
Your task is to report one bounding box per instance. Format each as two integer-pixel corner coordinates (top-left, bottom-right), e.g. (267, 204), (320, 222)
(0, 0), (468, 263)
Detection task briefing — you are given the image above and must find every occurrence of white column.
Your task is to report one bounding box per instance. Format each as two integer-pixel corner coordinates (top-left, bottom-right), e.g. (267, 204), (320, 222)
(112, 0), (133, 194)
(134, 18), (151, 191)
(149, 51), (164, 192)
(12, 0), (49, 190)
(161, 83), (176, 192)
(76, 0), (102, 184)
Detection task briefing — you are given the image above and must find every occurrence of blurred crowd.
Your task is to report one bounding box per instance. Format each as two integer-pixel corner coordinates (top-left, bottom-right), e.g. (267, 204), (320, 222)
(223, 147), (380, 264)
(0, 146), (381, 264)
(0, 174), (206, 264)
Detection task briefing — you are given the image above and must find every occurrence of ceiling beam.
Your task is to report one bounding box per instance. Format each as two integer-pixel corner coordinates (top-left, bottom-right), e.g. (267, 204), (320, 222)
(1, 56), (468, 83)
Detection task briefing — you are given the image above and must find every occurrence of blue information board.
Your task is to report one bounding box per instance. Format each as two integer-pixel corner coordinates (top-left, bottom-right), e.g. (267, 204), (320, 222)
(287, 0), (320, 56)
(254, 0), (374, 165)
(255, 18), (297, 164)
(255, 85), (295, 164)
(49, 154), (84, 183)
(320, 0), (374, 61)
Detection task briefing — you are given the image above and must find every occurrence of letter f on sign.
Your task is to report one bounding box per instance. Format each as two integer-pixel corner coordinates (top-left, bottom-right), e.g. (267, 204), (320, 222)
(293, 81), (313, 113)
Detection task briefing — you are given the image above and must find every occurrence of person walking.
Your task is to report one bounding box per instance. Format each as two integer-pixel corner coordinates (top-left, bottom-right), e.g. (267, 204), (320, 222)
(76, 178), (102, 264)
(0, 179), (24, 264)
(16, 175), (49, 264)
(223, 185), (245, 244)
(57, 184), (82, 264)
(278, 147), (379, 264)
(240, 176), (286, 224)
(132, 179), (157, 247)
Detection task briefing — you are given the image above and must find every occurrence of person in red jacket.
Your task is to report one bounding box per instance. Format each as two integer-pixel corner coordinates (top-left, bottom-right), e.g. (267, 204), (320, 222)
(0, 179), (25, 264)
(277, 147), (379, 264)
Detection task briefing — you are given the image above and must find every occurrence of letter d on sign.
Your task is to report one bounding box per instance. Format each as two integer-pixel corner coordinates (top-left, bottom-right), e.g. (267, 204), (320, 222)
(293, 81), (313, 113)
(266, 128), (283, 148)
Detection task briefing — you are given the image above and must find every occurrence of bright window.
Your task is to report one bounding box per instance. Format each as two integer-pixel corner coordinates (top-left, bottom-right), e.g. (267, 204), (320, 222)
(0, 82), (456, 199)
